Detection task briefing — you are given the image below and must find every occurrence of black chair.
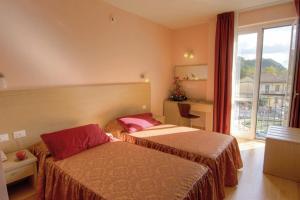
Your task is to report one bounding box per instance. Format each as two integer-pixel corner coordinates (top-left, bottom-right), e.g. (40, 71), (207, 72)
(177, 103), (200, 127)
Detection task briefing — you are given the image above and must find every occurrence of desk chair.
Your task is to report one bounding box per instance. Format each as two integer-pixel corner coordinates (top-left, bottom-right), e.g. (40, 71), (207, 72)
(177, 103), (200, 127)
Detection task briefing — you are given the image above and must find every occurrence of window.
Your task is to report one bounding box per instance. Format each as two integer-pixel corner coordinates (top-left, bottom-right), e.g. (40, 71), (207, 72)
(265, 85), (270, 94)
(231, 22), (296, 139)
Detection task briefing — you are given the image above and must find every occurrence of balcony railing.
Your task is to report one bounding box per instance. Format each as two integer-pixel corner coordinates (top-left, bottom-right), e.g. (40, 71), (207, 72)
(235, 93), (289, 138)
(256, 93), (288, 138)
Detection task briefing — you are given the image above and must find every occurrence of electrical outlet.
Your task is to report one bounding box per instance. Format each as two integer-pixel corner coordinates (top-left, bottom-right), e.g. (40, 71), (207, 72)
(13, 130), (26, 139)
(0, 133), (9, 142)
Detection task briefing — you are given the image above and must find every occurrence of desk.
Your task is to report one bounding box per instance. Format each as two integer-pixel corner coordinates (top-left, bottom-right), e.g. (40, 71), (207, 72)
(164, 100), (213, 131)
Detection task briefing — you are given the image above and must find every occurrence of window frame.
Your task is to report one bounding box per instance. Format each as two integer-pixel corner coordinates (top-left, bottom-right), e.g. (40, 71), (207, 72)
(231, 19), (296, 139)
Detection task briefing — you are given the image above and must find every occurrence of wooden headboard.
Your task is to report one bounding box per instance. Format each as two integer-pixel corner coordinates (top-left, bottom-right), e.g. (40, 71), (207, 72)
(0, 83), (150, 153)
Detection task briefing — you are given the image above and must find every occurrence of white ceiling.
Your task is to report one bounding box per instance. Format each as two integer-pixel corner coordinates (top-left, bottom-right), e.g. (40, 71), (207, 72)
(104, 0), (292, 29)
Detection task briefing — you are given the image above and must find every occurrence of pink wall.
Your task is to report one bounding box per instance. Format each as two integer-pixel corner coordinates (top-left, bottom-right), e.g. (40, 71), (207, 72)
(0, 1), (296, 114)
(172, 24), (209, 66)
(239, 2), (296, 26)
(171, 20), (216, 101)
(0, 0), (172, 115)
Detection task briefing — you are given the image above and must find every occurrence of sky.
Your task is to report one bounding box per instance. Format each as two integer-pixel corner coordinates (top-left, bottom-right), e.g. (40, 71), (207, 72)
(237, 25), (293, 68)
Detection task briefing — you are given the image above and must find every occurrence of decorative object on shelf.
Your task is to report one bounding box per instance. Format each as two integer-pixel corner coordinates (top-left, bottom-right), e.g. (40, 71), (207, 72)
(183, 50), (194, 59)
(169, 77), (187, 101)
(15, 150), (27, 161)
(175, 65), (208, 81)
(0, 73), (7, 89)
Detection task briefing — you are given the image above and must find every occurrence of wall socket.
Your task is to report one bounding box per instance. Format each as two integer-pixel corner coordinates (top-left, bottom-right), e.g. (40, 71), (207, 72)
(0, 133), (9, 142)
(13, 130), (27, 139)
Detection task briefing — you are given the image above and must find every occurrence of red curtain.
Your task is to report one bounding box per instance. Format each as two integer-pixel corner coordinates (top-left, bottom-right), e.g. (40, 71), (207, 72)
(290, 0), (300, 128)
(213, 12), (234, 134)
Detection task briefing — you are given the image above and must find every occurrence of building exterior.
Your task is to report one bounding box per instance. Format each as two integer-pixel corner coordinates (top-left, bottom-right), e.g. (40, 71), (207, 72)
(237, 71), (289, 137)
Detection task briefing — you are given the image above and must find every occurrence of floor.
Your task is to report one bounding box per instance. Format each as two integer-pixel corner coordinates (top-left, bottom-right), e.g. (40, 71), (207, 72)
(225, 139), (300, 200)
(9, 139), (300, 200)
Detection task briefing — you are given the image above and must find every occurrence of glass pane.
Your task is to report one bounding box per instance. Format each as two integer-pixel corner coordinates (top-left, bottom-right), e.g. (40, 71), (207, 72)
(256, 26), (292, 138)
(232, 33), (257, 134)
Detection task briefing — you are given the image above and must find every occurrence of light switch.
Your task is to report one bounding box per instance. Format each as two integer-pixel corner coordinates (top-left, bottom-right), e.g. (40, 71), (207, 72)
(13, 130), (27, 139)
(0, 133), (9, 142)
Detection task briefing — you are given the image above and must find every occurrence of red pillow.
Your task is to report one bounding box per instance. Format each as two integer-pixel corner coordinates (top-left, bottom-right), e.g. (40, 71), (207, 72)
(117, 113), (161, 133)
(41, 124), (110, 160)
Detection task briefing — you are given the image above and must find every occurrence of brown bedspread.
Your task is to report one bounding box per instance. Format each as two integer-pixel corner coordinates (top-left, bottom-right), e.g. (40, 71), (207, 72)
(120, 125), (243, 199)
(31, 141), (217, 200)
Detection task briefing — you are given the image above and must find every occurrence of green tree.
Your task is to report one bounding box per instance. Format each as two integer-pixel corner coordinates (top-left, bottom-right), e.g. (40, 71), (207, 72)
(241, 65), (255, 78)
(263, 66), (278, 75)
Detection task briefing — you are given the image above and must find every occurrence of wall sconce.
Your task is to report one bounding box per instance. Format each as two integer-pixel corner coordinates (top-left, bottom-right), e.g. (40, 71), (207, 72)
(140, 73), (150, 83)
(0, 73), (7, 89)
(109, 14), (117, 23)
(183, 50), (194, 59)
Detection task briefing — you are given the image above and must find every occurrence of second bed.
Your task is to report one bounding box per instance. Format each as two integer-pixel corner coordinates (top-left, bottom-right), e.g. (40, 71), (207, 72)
(105, 121), (243, 199)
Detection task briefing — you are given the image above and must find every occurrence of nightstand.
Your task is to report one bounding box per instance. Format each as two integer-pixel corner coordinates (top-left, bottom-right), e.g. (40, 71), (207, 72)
(3, 149), (37, 188)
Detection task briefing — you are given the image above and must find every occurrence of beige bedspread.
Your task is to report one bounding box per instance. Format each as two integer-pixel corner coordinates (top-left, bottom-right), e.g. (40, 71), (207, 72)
(120, 125), (243, 199)
(31, 141), (217, 200)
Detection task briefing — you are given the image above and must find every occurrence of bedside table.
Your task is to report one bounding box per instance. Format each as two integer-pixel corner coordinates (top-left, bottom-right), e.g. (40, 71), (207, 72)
(2, 149), (37, 188)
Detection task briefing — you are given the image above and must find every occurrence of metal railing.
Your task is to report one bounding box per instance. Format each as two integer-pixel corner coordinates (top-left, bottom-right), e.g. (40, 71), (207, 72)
(256, 93), (288, 138)
(235, 93), (289, 138)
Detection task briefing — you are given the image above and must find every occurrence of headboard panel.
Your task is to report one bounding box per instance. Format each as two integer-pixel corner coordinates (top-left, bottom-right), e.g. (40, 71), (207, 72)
(0, 83), (150, 153)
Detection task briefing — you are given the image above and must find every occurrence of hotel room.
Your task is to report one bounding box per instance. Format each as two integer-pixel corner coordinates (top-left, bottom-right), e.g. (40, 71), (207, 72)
(0, 0), (299, 200)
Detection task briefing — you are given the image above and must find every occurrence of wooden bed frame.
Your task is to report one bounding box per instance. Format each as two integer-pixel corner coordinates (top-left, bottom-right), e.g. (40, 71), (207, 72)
(0, 83), (150, 153)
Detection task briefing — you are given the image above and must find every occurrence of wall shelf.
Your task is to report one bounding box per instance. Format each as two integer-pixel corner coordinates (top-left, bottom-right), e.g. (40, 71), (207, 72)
(174, 64), (208, 81)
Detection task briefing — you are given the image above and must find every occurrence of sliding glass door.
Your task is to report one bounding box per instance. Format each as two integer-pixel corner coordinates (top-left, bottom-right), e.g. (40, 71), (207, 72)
(231, 21), (296, 139)
(231, 32), (259, 138)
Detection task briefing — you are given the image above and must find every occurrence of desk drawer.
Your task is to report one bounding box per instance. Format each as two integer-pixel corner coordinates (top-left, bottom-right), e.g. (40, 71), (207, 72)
(5, 164), (34, 184)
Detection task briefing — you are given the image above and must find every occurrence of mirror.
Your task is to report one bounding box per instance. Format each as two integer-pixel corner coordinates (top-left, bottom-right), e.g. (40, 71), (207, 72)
(175, 65), (208, 81)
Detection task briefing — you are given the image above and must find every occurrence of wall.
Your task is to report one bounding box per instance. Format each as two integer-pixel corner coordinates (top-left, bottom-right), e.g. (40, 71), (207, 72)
(171, 19), (216, 101)
(239, 2), (296, 27)
(0, 1), (296, 115)
(0, 0), (172, 115)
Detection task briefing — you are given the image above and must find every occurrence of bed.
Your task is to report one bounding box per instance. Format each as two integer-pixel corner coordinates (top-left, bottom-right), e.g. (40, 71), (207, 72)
(105, 121), (243, 200)
(31, 140), (217, 200)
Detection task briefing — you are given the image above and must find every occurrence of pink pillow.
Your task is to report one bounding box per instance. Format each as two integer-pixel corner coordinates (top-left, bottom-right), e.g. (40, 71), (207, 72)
(117, 113), (161, 133)
(41, 124), (110, 160)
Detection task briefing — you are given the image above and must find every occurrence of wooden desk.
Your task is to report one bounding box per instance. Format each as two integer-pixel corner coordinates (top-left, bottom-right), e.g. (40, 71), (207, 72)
(164, 100), (213, 131)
